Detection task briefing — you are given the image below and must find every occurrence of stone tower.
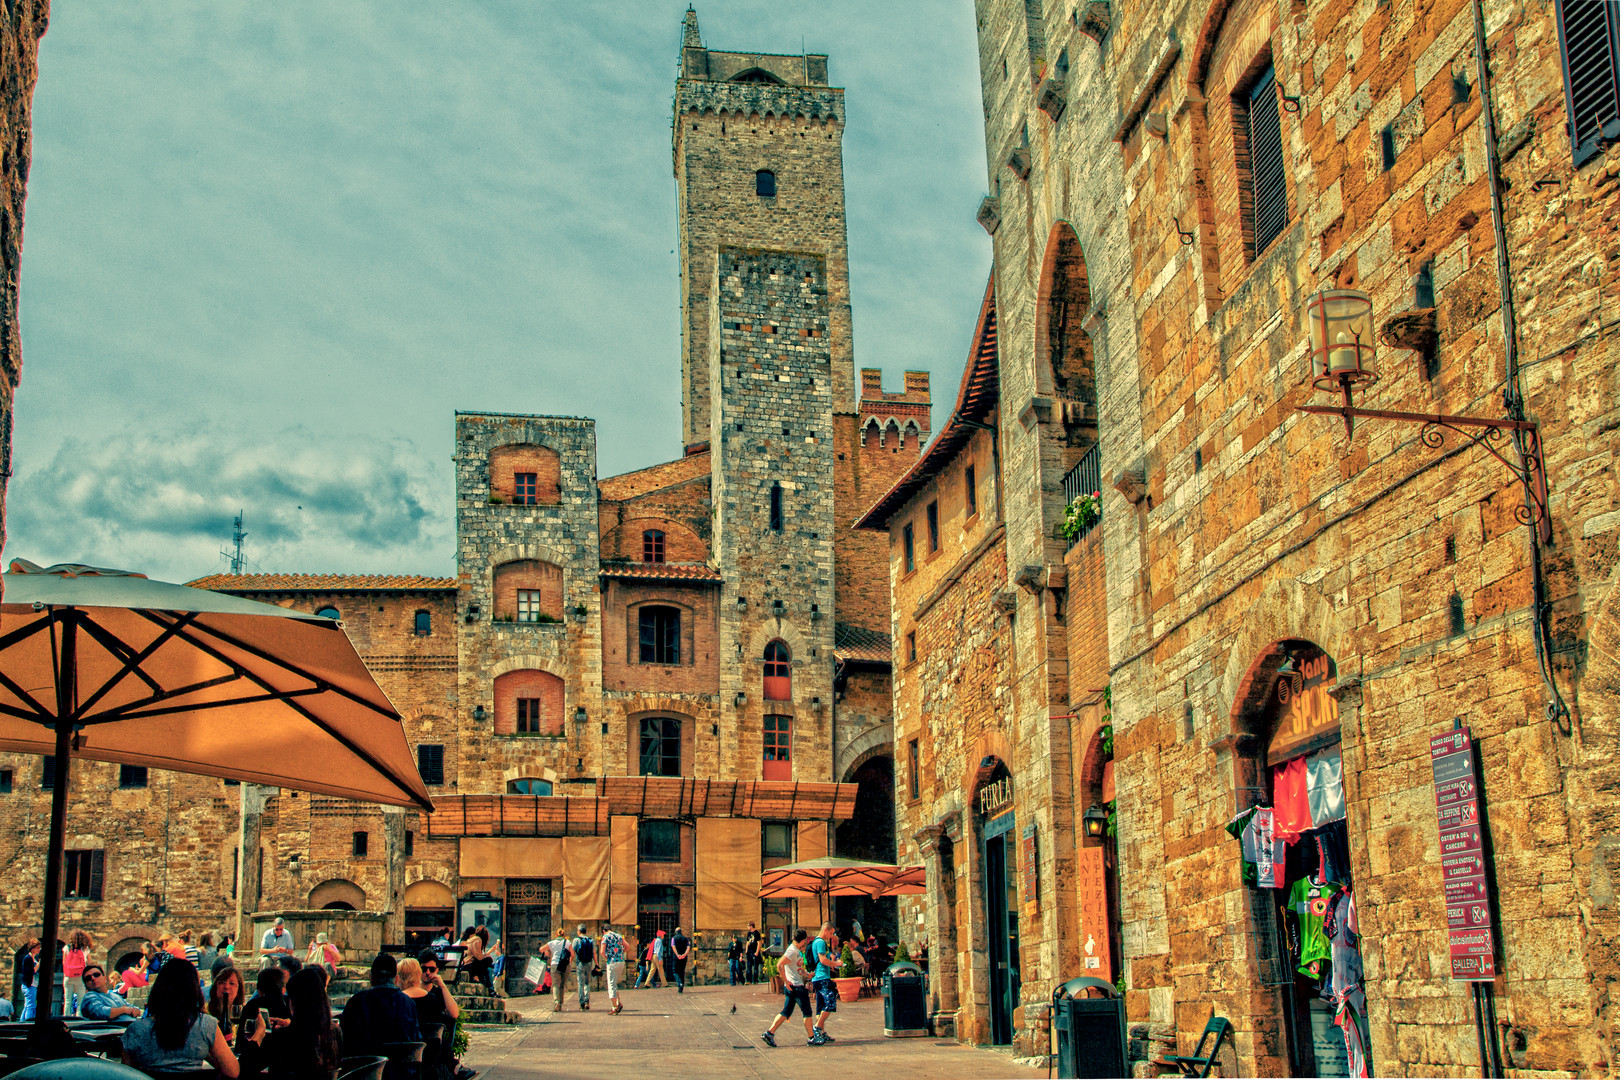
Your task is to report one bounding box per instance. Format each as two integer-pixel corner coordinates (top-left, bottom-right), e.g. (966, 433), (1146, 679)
(672, 9), (856, 450)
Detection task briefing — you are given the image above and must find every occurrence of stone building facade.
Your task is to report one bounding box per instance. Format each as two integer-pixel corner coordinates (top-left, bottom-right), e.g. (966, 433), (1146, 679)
(0, 12), (929, 991)
(873, 0), (1620, 1074)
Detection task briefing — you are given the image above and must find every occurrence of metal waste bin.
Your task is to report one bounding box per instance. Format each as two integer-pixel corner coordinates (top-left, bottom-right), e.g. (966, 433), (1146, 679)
(882, 961), (928, 1037)
(1052, 976), (1126, 1079)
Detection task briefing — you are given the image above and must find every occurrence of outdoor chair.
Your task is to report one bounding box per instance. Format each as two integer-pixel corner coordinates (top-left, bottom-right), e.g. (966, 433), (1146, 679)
(338, 1056), (388, 1080)
(378, 1039), (425, 1080)
(1163, 1016), (1233, 1078)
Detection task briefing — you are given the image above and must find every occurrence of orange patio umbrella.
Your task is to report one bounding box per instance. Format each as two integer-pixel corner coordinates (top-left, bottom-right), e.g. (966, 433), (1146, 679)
(759, 856), (925, 923)
(0, 560), (433, 1029)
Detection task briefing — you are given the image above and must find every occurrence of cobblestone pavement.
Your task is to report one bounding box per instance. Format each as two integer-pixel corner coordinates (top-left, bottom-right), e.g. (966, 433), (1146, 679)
(460, 982), (1044, 1079)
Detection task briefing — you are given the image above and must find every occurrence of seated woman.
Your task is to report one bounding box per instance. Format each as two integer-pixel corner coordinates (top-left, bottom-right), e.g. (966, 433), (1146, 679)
(207, 965), (246, 1046)
(122, 957), (263, 1077)
(458, 928), (493, 991)
(262, 967), (342, 1080)
(306, 933), (342, 979)
(400, 955), (462, 1079)
(236, 967), (290, 1074)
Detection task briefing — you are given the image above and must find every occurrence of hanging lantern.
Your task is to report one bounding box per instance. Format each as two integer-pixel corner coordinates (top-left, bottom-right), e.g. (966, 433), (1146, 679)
(1306, 289), (1377, 394)
(1082, 804), (1108, 839)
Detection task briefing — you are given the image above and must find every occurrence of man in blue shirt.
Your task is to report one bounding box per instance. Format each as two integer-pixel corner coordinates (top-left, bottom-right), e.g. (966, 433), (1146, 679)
(807, 922), (840, 1045)
(78, 965), (141, 1021)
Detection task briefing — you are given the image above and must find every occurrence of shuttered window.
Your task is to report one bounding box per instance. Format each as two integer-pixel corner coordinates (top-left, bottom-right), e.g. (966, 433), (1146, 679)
(1244, 64), (1289, 256)
(638, 606), (680, 665)
(65, 850), (104, 900)
(417, 744), (445, 786)
(1556, 0), (1620, 167)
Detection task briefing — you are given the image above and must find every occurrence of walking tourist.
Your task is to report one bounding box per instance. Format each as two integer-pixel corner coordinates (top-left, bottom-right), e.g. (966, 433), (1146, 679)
(206, 966), (245, 1043)
(17, 938), (40, 1020)
(571, 924), (595, 1009)
(543, 932), (572, 1011)
(339, 953), (422, 1057)
(760, 928), (816, 1047)
(670, 926), (690, 993)
(808, 922), (841, 1045)
(260, 917), (295, 970)
(728, 936), (744, 985)
(62, 930), (92, 1015)
(599, 926), (627, 1014)
(745, 921), (763, 982)
(79, 963), (142, 1021)
(121, 958), (255, 1076)
(262, 966), (341, 1079)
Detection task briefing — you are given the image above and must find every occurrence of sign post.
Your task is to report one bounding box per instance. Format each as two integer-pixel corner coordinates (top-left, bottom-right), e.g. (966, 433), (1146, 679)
(1430, 726), (1497, 981)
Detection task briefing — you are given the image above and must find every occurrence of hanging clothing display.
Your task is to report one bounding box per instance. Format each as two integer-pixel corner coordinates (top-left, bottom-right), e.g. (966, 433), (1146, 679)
(1227, 805), (1286, 889)
(1273, 757), (1312, 842)
(1334, 988), (1371, 1079)
(1288, 874), (1335, 978)
(1325, 887), (1361, 1000)
(1306, 748), (1345, 826)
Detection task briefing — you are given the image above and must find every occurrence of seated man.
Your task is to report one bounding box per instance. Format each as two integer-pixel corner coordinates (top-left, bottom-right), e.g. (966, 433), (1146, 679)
(340, 953), (422, 1058)
(78, 964), (142, 1021)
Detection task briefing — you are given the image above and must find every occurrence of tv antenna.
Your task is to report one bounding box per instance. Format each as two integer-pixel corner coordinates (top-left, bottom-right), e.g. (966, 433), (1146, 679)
(221, 511), (247, 575)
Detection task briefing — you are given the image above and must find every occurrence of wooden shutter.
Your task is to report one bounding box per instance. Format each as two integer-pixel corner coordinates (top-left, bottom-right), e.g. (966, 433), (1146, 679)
(1247, 65), (1289, 255)
(89, 851), (105, 901)
(1556, 0), (1620, 166)
(417, 744), (444, 786)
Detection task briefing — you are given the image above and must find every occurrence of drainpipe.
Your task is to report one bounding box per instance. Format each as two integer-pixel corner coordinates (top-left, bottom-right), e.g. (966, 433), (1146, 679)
(1470, 0), (1569, 733)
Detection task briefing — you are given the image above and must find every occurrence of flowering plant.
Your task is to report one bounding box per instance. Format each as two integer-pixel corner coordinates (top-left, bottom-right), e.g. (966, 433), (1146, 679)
(1062, 491), (1102, 539)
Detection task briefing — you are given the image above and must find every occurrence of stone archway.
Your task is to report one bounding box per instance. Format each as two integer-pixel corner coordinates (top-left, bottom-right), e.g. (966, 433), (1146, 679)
(308, 879), (367, 911)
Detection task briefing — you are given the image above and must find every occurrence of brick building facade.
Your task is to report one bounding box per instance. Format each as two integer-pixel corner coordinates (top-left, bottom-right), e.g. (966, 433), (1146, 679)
(872, 0), (1620, 1074)
(0, 12), (930, 992)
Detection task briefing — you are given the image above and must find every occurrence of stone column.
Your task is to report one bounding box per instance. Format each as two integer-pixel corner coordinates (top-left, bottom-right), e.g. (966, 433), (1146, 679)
(236, 784), (272, 945)
(915, 815), (963, 1036)
(382, 806), (407, 946)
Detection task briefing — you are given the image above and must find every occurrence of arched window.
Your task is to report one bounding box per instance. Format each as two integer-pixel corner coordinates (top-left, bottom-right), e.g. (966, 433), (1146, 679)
(494, 559), (563, 623)
(863, 420), (880, 447)
(885, 420), (900, 449)
(643, 530), (666, 563)
(764, 640), (791, 701)
(756, 169), (777, 197)
(638, 606), (681, 664)
(731, 68), (786, 85)
(493, 670), (564, 736)
(507, 778), (553, 795)
(316, 606), (340, 620)
(640, 717), (682, 777)
(488, 444), (561, 505)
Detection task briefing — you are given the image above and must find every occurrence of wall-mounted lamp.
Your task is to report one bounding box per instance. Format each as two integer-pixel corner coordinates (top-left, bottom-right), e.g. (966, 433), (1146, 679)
(1306, 289), (1377, 433)
(734, 692), (746, 709)
(1082, 805), (1107, 839)
(465, 602), (481, 624)
(473, 704), (488, 723)
(288, 854), (303, 874)
(736, 596), (748, 609)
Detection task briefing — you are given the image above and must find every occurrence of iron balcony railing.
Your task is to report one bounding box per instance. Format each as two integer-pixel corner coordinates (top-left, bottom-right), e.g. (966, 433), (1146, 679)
(1062, 444), (1102, 549)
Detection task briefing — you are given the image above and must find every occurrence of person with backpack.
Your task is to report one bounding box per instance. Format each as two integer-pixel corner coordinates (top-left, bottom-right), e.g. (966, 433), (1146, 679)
(598, 927), (627, 1015)
(543, 933), (572, 1012)
(670, 927), (690, 993)
(570, 925), (595, 1010)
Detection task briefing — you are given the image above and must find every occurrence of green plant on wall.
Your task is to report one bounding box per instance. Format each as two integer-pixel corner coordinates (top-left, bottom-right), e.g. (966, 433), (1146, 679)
(1062, 491), (1102, 540)
(763, 955), (779, 982)
(1100, 684), (1113, 758)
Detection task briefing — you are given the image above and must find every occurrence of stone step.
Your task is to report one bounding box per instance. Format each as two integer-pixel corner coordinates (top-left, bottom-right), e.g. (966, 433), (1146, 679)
(458, 1009), (520, 1025)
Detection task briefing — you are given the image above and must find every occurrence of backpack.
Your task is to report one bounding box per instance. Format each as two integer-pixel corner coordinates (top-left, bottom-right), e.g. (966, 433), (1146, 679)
(573, 936), (594, 964)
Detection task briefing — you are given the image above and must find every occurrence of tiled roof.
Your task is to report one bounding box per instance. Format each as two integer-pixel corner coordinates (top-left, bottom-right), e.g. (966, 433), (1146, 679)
(855, 275), (1000, 530)
(834, 621), (892, 664)
(598, 562), (723, 583)
(187, 573), (456, 593)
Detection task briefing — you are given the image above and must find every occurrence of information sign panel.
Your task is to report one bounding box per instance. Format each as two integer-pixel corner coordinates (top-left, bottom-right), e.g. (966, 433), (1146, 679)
(1430, 727), (1497, 981)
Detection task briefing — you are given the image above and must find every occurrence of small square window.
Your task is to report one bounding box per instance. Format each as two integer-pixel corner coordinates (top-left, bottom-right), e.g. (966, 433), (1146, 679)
(640, 820), (681, 861)
(514, 472), (538, 505)
(517, 697), (543, 734)
(965, 464), (978, 517)
(118, 765), (148, 789)
(414, 610), (431, 635)
(353, 831), (369, 857)
(643, 530), (666, 563)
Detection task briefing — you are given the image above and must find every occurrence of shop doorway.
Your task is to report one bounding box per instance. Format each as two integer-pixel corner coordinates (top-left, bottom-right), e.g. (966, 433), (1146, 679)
(975, 756), (1020, 1045)
(502, 880), (550, 995)
(1239, 641), (1368, 1078)
(638, 885), (680, 939)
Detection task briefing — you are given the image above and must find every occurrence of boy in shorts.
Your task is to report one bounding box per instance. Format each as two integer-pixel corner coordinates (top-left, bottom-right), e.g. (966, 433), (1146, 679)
(760, 929), (817, 1046)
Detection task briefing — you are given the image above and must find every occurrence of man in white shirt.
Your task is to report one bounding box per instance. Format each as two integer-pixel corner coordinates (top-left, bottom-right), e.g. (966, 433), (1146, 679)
(759, 929), (817, 1047)
(260, 917), (295, 970)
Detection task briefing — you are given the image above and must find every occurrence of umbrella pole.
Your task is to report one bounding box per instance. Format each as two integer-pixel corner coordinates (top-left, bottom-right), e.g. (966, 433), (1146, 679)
(36, 611), (76, 1029)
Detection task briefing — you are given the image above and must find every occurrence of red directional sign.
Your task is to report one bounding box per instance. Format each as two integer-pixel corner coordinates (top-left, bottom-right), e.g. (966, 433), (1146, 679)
(1430, 727), (1497, 981)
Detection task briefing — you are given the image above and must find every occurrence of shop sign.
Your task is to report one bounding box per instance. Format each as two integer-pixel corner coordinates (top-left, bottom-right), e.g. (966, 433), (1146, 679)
(978, 774), (1014, 818)
(1268, 653), (1339, 762)
(1430, 727), (1498, 981)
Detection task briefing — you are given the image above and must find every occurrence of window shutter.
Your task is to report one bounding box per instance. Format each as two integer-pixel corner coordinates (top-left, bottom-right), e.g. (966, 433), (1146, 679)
(664, 611), (680, 665)
(1248, 65), (1289, 255)
(1557, 0), (1620, 166)
(89, 851), (105, 901)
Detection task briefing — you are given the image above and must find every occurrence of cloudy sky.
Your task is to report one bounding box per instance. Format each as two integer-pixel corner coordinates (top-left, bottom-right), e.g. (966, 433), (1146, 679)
(5, 2), (991, 582)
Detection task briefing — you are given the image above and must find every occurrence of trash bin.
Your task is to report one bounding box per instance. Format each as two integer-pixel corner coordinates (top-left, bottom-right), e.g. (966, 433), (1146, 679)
(1052, 976), (1126, 1079)
(882, 961), (928, 1037)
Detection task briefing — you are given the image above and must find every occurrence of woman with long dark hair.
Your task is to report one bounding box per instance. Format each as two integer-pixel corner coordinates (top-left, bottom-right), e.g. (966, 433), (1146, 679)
(263, 967), (341, 1079)
(122, 958), (262, 1076)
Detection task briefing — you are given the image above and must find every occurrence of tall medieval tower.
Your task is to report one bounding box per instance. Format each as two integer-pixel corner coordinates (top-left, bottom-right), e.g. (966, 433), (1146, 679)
(672, 8), (856, 451)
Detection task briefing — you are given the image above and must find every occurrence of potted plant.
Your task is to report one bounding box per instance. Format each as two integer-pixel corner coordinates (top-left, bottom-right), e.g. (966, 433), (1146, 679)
(833, 942), (864, 1003)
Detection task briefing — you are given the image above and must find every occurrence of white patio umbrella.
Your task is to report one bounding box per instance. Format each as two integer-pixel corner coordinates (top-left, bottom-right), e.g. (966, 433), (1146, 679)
(0, 560), (433, 1027)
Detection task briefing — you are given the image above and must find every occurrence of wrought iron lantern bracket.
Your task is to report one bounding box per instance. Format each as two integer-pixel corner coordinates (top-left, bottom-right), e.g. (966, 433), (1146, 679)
(1297, 403), (1550, 542)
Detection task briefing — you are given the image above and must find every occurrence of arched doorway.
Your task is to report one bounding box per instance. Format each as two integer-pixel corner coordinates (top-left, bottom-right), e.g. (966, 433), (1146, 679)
(835, 755), (896, 944)
(972, 756), (1020, 1045)
(1235, 640), (1367, 1078)
(404, 880), (455, 952)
